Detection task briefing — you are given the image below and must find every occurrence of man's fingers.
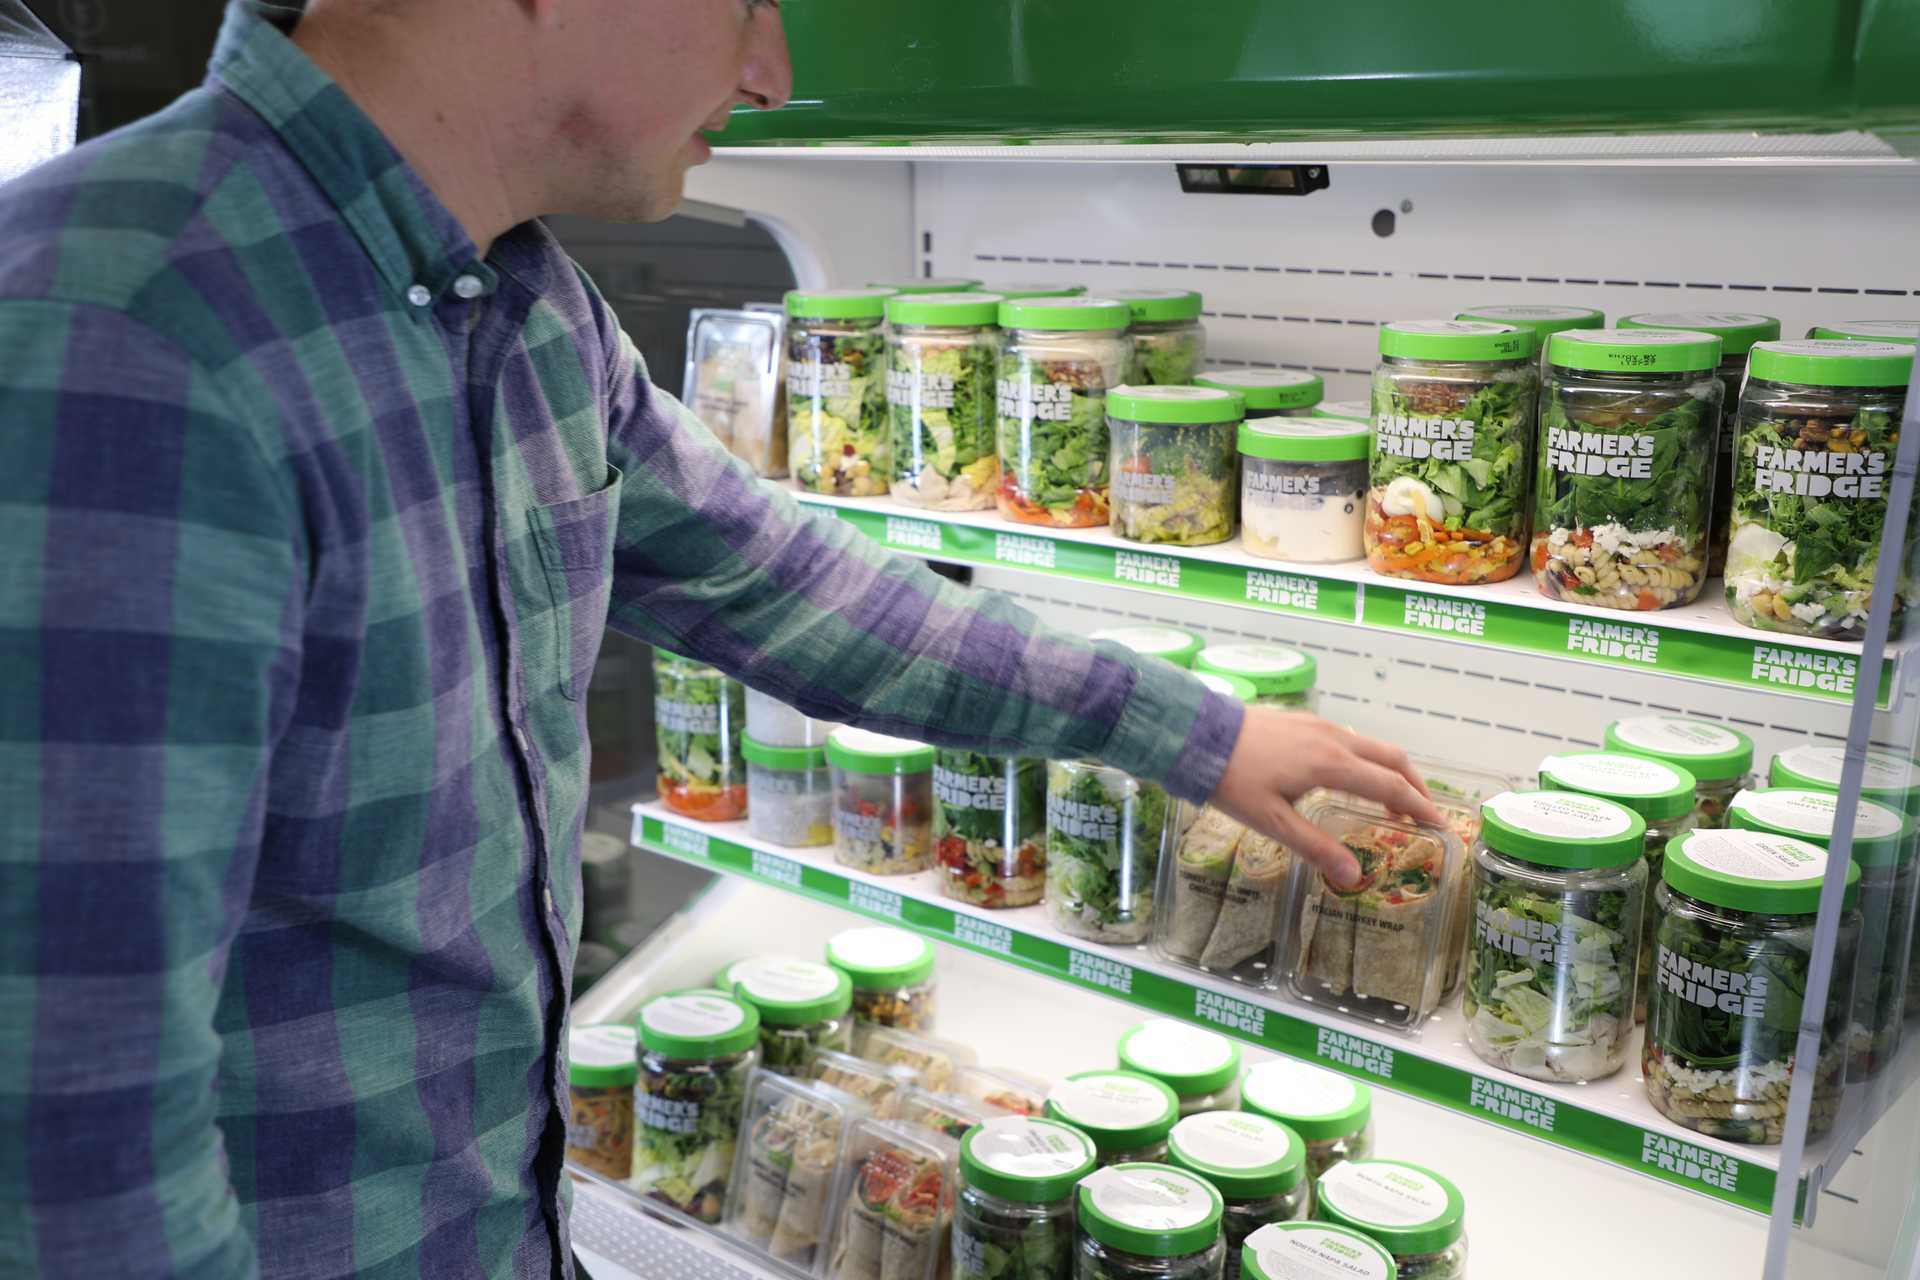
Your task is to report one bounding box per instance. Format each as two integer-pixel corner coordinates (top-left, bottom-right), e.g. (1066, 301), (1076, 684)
(1272, 804), (1364, 890)
(1345, 732), (1430, 800)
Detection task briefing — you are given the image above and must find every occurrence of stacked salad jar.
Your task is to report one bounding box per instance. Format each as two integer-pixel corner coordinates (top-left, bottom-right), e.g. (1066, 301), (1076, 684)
(826, 728), (936, 875)
(742, 738), (833, 847)
(631, 991), (761, 1222)
(1367, 321), (1536, 585)
(1167, 1111), (1310, 1280)
(1604, 715), (1756, 829)
(1456, 304), (1604, 369)
(725, 956), (855, 1077)
(1046, 1071), (1183, 1167)
(1114, 288), (1208, 386)
(826, 925), (938, 1032)
(996, 295), (1134, 528)
(1236, 418), (1371, 564)
(1118, 1019), (1243, 1116)
(1242, 1223), (1400, 1280)
(886, 291), (1003, 511)
(1238, 1061), (1373, 1189)
(1109, 385), (1243, 547)
(1075, 1164), (1227, 1280)
(1809, 320), (1920, 342)
(1313, 1161), (1466, 1280)
(1194, 644), (1317, 711)
(932, 750), (1047, 908)
(1770, 744), (1920, 817)
(786, 288), (894, 496)
(1198, 369), (1325, 419)
(1727, 339), (1915, 639)
(1046, 758), (1172, 945)
(653, 651), (748, 821)
(952, 1117), (1099, 1280)
(1533, 328), (1723, 611)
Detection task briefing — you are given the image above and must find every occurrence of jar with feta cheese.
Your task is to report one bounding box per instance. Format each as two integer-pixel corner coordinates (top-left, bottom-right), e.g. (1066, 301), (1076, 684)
(1168, 1111), (1309, 1280)
(886, 291), (1003, 511)
(827, 728), (935, 875)
(1119, 1019), (1244, 1117)
(1197, 369), (1325, 419)
(1604, 716), (1756, 829)
(786, 288), (894, 497)
(1238, 1061), (1373, 1190)
(1313, 1162), (1466, 1280)
(1534, 328), (1723, 611)
(1241, 1223), (1399, 1280)
(1090, 625), (1205, 670)
(1114, 289), (1208, 386)
(997, 296), (1134, 528)
(1046, 1071), (1182, 1167)
(1239, 418), (1370, 564)
(1368, 321), (1536, 585)
(1109, 385), (1242, 547)
(1194, 644), (1317, 711)
(743, 737), (833, 848)
(1075, 1164), (1227, 1280)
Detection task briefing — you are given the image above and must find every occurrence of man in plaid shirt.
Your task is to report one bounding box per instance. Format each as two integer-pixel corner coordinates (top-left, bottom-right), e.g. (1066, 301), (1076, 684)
(0, 2), (1433, 1276)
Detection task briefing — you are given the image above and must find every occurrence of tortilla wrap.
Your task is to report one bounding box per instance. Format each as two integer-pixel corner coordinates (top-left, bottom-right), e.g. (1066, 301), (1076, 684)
(768, 1132), (838, 1265)
(1351, 890), (1437, 1008)
(1199, 832), (1292, 972)
(1160, 807), (1242, 960)
(737, 1111), (797, 1246)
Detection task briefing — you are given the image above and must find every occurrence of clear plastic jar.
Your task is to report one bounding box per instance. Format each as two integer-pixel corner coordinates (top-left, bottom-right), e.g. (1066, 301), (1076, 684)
(1119, 1020), (1243, 1117)
(567, 1024), (637, 1180)
(653, 651), (747, 821)
(1367, 321), (1537, 585)
(1109, 385), (1242, 547)
(1114, 289), (1208, 386)
(1194, 644), (1317, 711)
(1644, 830), (1861, 1144)
(996, 297), (1134, 528)
(1168, 1111), (1309, 1280)
(886, 292), (1003, 511)
(786, 288), (894, 497)
(827, 727), (935, 875)
(955, 1117), (1100, 1280)
(933, 750), (1047, 908)
(1076, 1164), (1227, 1280)
(1197, 369), (1324, 420)
(1727, 339), (1916, 640)
(1241, 1223), (1399, 1280)
(1604, 716), (1755, 830)
(1533, 329), (1724, 611)
(727, 956), (855, 1077)
(1047, 1071), (1182, 1168)
(1047, 760), (1171, 944)
(1237, 1061), (1373, 1191)
(1465, 790), (1648, 1082)
(1313, 1161), (1466, 1280)
(1237, 418), (1369, 563)
(743, 686), (836, 749)
(826, 925), (938, 1033)
(631, 993), (761, 1222)
(743, 738), (833, 848)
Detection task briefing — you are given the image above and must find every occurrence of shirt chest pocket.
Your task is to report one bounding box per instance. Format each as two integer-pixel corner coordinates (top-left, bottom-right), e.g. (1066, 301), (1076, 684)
(527, 465), (623, 701)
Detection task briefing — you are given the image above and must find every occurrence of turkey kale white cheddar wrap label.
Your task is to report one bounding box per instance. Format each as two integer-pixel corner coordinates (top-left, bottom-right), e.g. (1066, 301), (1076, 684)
(1244, 1223), (1398, 1280)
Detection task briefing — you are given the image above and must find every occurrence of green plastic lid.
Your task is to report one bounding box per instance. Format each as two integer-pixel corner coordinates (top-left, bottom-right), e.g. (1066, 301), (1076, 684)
(1238, 1060), (1372, 1142)
(568, 1024), (638, 1089)
(1195, 643), (1318, 697)
(886, 291), (1004, 327)
(635, 991), (760, 1059)
(1110, 288), (1205, 323)
(1315, 400), (1373, 422)
(1195, 672), (1258, 703)
(1108, 384), (1244, 425)
(1167, 1111), (1306, 1199)
(741, 735), (828, 770)
(1237, 418), (1371, 463)
(1603, 717), (1755, 784)
(1478, 790), (1648, 870)
(989, 282), (1087, 300)
(1378, 320), (1530, 363)
(1314, 1161), (1465, 1258)
(1243, 1223), (1400, 1280)
(1455, 305), (1604, 338)
(826, 726), (937, 775)
(1663, 828), (1861, 914)
(1770, 745), (1920, 813)
(785, 288), (895, 320)
(825, 925), (936, 990)
(1537, 752), (1698, 823)
(1077, 1164), (1225, 1258)
(1547, 327), (1721, 374)
(1726, 788), (1915, 869)
(999, 296), (1132, 332)
(727, 956), (854, 1025)
(1090, 625), (1205, 669)
(1618, 311), (1781, 356)
(1748, 339), (1915, 388)
(1198, 368), (1325, 411)
(868, 276), (981, 295)
(1045, 1071), (1181, 1152)
(959, 1116), (1100, 1203)
(1118, 1019), (1244, 1098)
(1808, 321), (1920, 343)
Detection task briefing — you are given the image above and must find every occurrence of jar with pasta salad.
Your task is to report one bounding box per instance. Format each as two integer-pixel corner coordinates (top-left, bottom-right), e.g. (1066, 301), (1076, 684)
(886, 291), (1003, 511)
(786, 288), (894, 497)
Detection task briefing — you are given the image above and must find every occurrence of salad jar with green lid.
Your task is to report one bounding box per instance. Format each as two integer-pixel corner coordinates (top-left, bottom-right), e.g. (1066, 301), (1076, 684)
(992, 283), (1088, 300)
(1368, 321), (1536, 586)
(1808, 321), (1920, 343)
(1465, 790), (1647, 1082)
(727, 956), (855, 1076)
(1643, 830), (1862, 1144)
(1316, 400), (1372, 423)
(1242, 1223), (1399, 1280)
(743, 738), (833, 848)
(827, 727), (936, 875)
(632, 991), (761, 1221)
(1046, 1071), (1182, 1167)
(1534, 328), (1723, 611)
(1046, 759), (1171, 945)
(654, 651), (748, 822)
(1237, 418), (1370, 564)
(1770, 744), (1920, 816)
(1238, 1061), (1372, 1187)
(1119, 1020), (1244, 1117)
(1109, 385), (1243, 547)
(886, 291), (1004, 511)
(997, 296), (1134, 528)
(1727, 339), (1916, 639)
(826, 925), (939, 1033)
(1199, 369), (1325, 420)
(1194, 644), (1317, 711)
(868, 276), (982, 294)
(1603, 716), (1755, 828)
(1456, 304), (1603, 352)
(934, 750), (1047, 909)
(1090, 625), (1205, 670)
(1075, 1163), (1227, 1280)
(1312, 1162), (1465, 1280)
(786, 288), (894, 497)
(567, 1024), (638, 1180)
(1168, 1112), (1308, 1279)
(1113, 289), (1208, 386)
(954, 1116), (1100, 1280)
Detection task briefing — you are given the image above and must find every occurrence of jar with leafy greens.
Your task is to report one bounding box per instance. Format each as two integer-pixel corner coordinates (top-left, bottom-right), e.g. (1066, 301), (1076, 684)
(653, 651), (748, 821)
(997, 296), (1134, 528)
(787, 288), (894, 497)
(1046, 760), (1172, 945)
(1090, 625), (1205, 670)
(1167, 1111), (1308, 1280)
(744, 738), (834, 848)
(1238, 1061), (1372, 1189)
(1119, 1020), (1243, 1117)
(1194, 644), (1317, 711)
(1644, 829), (1861, 1144)
(1075, 1164), (1226, 1280)
(1110, 386), (1242, 546)
(1047, 1072), (1182, 1168)
(1237, 418), (1370, 564)
(887, 291), (1004, 511)
(1368, 321), (1536, 585)
(1313, 1162), (1465, 1280)
(1770, 744), (1920, 817)
(1456, 304), (1603, 356)
(1241, 1223), (1399, 1280)
(567, 1024), (638, 1180)
(1113, 289), (1208, 386)
(828, 728), (936, 876)
(728, 956), (855, 1077)
(1809, 320), (1920, 342)
(1604, 716), (1755, 830)
(954, 1116), (1100, 1280)
(632, 992), (761, 1222)
(934, 750), (1047, 909)
(1197, 369), (1324, 420)
(1727, 339), (1915, 639)
(826, 926), (939, 1033)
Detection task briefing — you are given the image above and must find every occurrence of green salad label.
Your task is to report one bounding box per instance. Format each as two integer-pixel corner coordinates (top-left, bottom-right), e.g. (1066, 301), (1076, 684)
(1316, 1162), (1448, 1227)
(1246, 1224), (1397, 1280)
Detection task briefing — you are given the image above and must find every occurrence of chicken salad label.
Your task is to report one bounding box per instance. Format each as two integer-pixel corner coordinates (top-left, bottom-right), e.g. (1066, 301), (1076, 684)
(1317, 1163), (1446, 1227)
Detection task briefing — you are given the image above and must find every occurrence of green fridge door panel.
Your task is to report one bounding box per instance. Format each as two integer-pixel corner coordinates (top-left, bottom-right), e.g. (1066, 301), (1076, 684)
(1856, 0), (1920, 123)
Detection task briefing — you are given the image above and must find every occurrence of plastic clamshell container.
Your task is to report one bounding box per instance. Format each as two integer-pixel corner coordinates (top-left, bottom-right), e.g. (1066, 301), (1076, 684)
(1153, 797), (1294, 989)
(853, 1024), (979, 1094)
(896, 1085), (994, 1143)
(826, 925), (939, 1033)
(823, 1119), (961, 1280)
(684, 307), (788, 478)
(811, 1048), (917, 1121)
(1118, 1018), (1244, 1116)
(723, 1070), (870, 1271)
(952, 1065), (1053, 1118)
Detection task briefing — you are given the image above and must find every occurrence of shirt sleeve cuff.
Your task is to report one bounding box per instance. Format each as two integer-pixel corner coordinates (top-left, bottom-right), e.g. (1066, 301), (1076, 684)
(1097, 657), (1246, 806)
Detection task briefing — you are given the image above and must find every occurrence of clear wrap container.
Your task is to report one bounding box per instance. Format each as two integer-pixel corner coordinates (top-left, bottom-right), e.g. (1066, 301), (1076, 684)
(1644, 830), (1862, 1144)
(1047, 759), (1173, 945)
(1241, 1223), (1400, 1280)
(1238, 1060), (1374, 1190)
(1464, 790), (1648, 1082)
(954, 1117), (1100, 1280)
(1237, 418), (1370, 564)
(728, 956), (855, 1077)
(684, 307), (788, 477)
(745, 685), (838, 749)
(855, 1024), (979, 1093)
(1046, 1071), (1182, 1167)
(1809, 320), (1920, 342)
(828, 727), (936, 875)
(1313, 1161), (1466, 1280)
(1603, 716), (1756, 829)
(1109, 385), (1242, 547)
(827, 925), (939, 1033)
(1114, 289), (1208, 386)
(653, 651), (748, 821)
(1367, 321), (1536, 585)
(631, 992), (761, 1222)
(954, 1066), (1053, 1118)
(825, 1120), (960, 1280)
(886, 292), (1005, 511)
(1726, 339), (1916, 640)
(898, 1086), (993, 1143)
(811, 1047), (916, 1120)
(787, 288), (895, 497)
(566, 1024), (637, 1180)
(869, 276), (983, 294)
(934, 750), (1048, 909)
(743, 738), (834, 848)
(996, 296), (1134, 528)
(1533, 328), (1724, 611)
(1198, 368), (1326, 420)
(1118, 1020), (1244, 1117)
(1195, 644), (1317, 711)
(723, 1071), (867, 1270)
(1075, 1164), (1227, 1280)
(1167, 1112), (1309, 1280)
(1090, 625), (1206, 670)
(1770, 744), (1920, 817)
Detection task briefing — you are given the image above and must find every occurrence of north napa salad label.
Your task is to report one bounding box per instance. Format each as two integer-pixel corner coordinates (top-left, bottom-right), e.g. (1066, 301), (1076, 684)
(995, 533), (1057, 568)
(1469, 1077), (1556, 1131)
(1115, 551), (1181, 589)
(1655, 943), (1768, 1018)
(999, 378), (1073, 422)
(1566, 618), (1660, 664)
(1376, 413), (1473, 461)
(1544, 426), (1656, 478)
(884, 517), (942, 552)
(1194, 988), (1265, 1037)
(887, 366), (955, 410)
(655, 698), (720, 735)
(1749, 646), (1857, 695)
(1401, 594), (1486, 635)
(1048, 792), (1120, 841)
(935, 765), (1008, 812)
(1751, 440), (1889, 498)
(1315, 1027), (1395, 1079)
(1068, 949), (1133, 994)
(1245, 569), (1321, 612)
(1641, 1133), (1740, 1191)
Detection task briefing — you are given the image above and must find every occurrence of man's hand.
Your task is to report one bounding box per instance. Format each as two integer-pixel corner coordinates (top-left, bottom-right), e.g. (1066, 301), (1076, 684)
(1209, 708), (1442, 889)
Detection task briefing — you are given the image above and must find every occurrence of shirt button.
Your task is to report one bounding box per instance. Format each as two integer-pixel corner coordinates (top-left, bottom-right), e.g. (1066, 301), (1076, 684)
(544, 887), (556, 916)
(513, 726), (531, 754)
(453, 274), (484, 300)
(406, 284), (433, 308)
